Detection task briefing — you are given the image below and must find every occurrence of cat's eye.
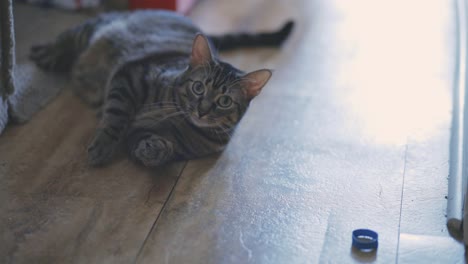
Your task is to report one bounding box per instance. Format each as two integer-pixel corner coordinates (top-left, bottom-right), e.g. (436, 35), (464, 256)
(217, 95), (232, 108)
(192, 81), (205, 95)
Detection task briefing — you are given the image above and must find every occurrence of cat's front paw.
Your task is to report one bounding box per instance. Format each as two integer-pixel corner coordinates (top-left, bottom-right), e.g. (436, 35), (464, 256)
(133, 135), (174, 167)
(87, 130), (119, 166)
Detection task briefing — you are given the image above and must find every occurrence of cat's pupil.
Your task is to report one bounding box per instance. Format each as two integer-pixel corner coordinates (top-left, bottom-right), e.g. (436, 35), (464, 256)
(192, 81), (204, 95)
(217, 95), (232, 108)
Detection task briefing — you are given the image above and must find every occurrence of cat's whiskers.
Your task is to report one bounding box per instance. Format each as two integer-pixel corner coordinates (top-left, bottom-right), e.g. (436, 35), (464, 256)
(140, 101), (184, 113)
(141, 106), (180, 112)
(210, 123), (233, 141)
(214, 129), (232, 142)
(142, 101), (181, 108)
(134, 110), (188, 129)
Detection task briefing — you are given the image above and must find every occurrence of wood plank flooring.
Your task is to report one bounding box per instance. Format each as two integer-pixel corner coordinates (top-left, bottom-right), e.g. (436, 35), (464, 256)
(1, 0), (466, 263)
(0, 6), (186, 263)
(0, 87), (187, 263)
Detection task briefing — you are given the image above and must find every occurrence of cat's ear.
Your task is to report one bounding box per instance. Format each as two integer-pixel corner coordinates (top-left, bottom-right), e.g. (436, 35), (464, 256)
(242, 69), (272, 99)
(190, 34), (213, 67)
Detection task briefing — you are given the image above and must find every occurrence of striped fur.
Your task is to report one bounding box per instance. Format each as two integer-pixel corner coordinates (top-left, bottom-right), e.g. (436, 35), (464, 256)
(30, 10), (292, 166)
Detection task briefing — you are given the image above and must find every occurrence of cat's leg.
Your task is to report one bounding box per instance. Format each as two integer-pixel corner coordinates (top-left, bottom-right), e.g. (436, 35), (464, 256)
(87, 68), (142, 166)
(29, 17), (103, 72)
(71, 38), (120, 107)
(128, 132), (176, 167)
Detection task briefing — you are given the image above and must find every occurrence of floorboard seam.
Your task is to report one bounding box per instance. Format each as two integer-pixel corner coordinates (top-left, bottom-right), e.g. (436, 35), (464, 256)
(133, 161), (189, 263)
(395, 143), (409, 264)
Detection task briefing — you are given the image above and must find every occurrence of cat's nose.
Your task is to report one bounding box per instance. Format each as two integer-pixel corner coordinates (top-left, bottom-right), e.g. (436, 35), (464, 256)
(198, 108), (210, 118)
(198, 102), (212, 117)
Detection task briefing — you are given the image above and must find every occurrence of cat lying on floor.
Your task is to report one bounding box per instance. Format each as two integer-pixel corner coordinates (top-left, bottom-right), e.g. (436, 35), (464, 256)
(30, 10), (294, 167)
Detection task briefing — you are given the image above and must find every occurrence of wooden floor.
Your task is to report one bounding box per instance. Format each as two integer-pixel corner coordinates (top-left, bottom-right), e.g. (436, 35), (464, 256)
(1, 1), (465, 263)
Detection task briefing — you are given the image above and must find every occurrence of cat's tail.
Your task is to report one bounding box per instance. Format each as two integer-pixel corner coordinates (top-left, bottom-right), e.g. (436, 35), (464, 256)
(208, 20), (295, 51)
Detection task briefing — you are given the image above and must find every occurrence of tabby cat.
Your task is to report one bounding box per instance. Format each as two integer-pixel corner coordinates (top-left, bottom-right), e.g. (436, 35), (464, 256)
(30, 10), (294, 167)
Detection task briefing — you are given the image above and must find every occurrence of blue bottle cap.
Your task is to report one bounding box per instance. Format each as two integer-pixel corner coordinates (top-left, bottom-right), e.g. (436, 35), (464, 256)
(352, 229), (378, 250)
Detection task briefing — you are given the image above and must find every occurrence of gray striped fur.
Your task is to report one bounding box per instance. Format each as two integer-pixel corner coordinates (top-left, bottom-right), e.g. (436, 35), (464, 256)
(30, 10), (290, 166)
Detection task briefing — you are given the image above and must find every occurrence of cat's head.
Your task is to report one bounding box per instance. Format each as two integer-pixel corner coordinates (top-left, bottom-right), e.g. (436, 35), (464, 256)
(176, 34), (272, 128)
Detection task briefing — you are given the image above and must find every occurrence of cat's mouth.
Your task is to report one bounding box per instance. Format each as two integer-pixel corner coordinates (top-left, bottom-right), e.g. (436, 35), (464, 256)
(188, 112), (213, 128)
